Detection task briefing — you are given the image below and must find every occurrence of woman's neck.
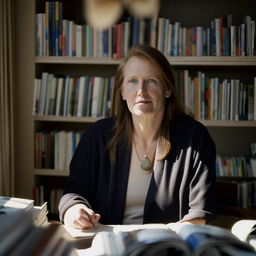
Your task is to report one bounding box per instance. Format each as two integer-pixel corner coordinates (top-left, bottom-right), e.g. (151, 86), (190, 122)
(132, 113), (163, 145)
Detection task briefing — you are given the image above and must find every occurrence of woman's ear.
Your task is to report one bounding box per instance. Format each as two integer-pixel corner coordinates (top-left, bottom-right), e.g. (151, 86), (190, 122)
(165, 90), (172, 98)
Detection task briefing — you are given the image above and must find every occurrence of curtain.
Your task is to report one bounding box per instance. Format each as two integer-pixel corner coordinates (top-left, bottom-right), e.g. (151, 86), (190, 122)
(0, 0), (15, 195)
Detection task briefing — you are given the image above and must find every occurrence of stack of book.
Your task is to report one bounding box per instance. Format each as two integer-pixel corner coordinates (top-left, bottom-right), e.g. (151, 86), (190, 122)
(0, 196), (77, 256)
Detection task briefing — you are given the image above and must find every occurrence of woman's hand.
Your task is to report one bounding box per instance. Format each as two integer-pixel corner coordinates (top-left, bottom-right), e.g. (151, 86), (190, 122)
(63, 203), (101, 230)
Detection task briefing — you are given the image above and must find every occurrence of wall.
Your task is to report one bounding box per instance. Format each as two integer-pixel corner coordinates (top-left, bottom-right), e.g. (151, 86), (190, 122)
(14, 0), (35, 198)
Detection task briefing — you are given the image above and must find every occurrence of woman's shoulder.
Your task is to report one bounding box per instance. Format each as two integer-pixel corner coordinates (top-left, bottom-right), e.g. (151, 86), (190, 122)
(173, 114), (203, 127)
(172, 114), (210, 136)
(84, 117), (115, 137)
(91, 117), (115, 129)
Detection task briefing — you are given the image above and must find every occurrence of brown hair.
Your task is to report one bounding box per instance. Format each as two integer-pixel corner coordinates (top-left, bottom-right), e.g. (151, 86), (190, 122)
(108, 45), (188, 163)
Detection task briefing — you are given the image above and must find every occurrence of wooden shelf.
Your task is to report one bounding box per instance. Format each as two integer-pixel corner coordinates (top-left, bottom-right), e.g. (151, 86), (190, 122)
(217, 176), (256, 181)
(34, 169), (69, 176)
(200, 120), (256, 127)
(34, 115), (101, 123)
(35, 56), (121, 65)
(167, 56), (256, 66)
(35, 56), (256, 66)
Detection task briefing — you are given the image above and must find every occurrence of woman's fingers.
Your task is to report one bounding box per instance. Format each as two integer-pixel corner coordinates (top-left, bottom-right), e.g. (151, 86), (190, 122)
(64, 204), (101, 230)
(83, 207), (101, 224)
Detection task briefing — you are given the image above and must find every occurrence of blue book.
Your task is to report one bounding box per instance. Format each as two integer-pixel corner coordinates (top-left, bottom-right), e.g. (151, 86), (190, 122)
(103, 29), (109, 57)
(58, 2), (63, 56)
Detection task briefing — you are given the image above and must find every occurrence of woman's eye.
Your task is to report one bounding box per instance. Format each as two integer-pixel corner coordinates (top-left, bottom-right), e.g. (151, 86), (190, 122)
(147, 79), (157, 84)
(128, 79), (137, 85)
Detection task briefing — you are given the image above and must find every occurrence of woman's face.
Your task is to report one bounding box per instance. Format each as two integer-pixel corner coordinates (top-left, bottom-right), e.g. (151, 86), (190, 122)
(121, 56), (171, 118)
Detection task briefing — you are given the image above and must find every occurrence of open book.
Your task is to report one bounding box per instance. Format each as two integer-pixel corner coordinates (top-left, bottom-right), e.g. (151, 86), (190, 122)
(231, 220), (256, 250)
(68, 223), (256, 256)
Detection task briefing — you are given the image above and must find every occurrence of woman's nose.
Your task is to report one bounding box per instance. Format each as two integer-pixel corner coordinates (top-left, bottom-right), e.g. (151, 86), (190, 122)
(137, 80), (147, 95)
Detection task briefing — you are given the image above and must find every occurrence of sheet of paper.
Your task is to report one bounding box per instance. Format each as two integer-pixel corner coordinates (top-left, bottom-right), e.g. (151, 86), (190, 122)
(64, 223), (168, 238)
(64, 223), (116, 238)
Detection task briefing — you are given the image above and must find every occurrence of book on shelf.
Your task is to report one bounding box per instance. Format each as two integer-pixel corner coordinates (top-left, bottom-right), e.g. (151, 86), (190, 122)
(176, 70), (256, 121)
(36, 1), (256, 57)
(33, 73), (115, 118)
(64, 222), (256, 256)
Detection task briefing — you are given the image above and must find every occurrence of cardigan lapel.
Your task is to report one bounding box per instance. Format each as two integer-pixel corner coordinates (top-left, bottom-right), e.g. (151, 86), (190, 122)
(143, 138), (166, 222)
(107, 140), (131, 224)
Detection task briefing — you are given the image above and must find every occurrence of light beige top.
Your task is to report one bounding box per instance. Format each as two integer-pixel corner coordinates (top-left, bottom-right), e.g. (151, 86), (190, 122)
(123, 145), (152, 224)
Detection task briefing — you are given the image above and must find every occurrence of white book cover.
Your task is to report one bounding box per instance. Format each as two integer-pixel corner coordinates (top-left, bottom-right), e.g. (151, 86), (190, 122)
(32, 78), (40, 115)
(166, 23), (172, 56)
(91, 77), (103, 117)
(234, 80), (240, 121)
(55, 77), (64, 116)
(44, 73), (54, 115)
(77, 76), (86, 117)
(76, 24), (82, 57)
(97, 30), (103, 58)
(196, 26), (203, 56)
(157, 18), (164, 52)
(63, 76), (70, 116)
(215, 18), (220, 56)
(57, 131), (67, 170)
(39, 72), (49, 115)
(67, 77), (75, 116)
(221, 80), (227, 120)
(164, 19), (170, 56)
(174, 22), (180, 56)
(251, 20), (255, 56)
(230, 80), (235, 120)
(36, 13), (44, 56)
(69, 20), (74, 57)
(150, 17), (157, 48)
(48, 76), (57, 115)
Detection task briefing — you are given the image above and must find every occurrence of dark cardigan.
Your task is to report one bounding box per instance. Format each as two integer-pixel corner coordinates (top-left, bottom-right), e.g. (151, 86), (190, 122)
(59, 115), (216, 224)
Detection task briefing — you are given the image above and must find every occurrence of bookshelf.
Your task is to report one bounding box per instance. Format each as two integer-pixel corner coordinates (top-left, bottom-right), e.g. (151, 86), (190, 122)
(14, 0), (256, 219)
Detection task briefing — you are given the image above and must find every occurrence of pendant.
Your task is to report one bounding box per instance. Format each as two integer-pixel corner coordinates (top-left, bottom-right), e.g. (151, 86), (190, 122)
(140, 155), (153, 171)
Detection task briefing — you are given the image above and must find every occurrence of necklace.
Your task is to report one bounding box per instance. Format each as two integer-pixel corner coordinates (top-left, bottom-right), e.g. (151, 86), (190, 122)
(134, 142), (155, 171)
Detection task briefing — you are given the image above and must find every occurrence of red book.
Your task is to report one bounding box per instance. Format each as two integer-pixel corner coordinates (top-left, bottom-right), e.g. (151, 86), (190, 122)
(115, 23), (122, 59)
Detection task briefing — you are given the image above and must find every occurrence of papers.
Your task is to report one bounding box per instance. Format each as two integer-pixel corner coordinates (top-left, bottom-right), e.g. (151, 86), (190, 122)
(64, 223), (115, 238)
(64, 223), (168, 238)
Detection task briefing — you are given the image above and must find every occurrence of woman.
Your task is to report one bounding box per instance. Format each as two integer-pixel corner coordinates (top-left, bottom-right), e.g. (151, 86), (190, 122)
(58, 45), (216, 230)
